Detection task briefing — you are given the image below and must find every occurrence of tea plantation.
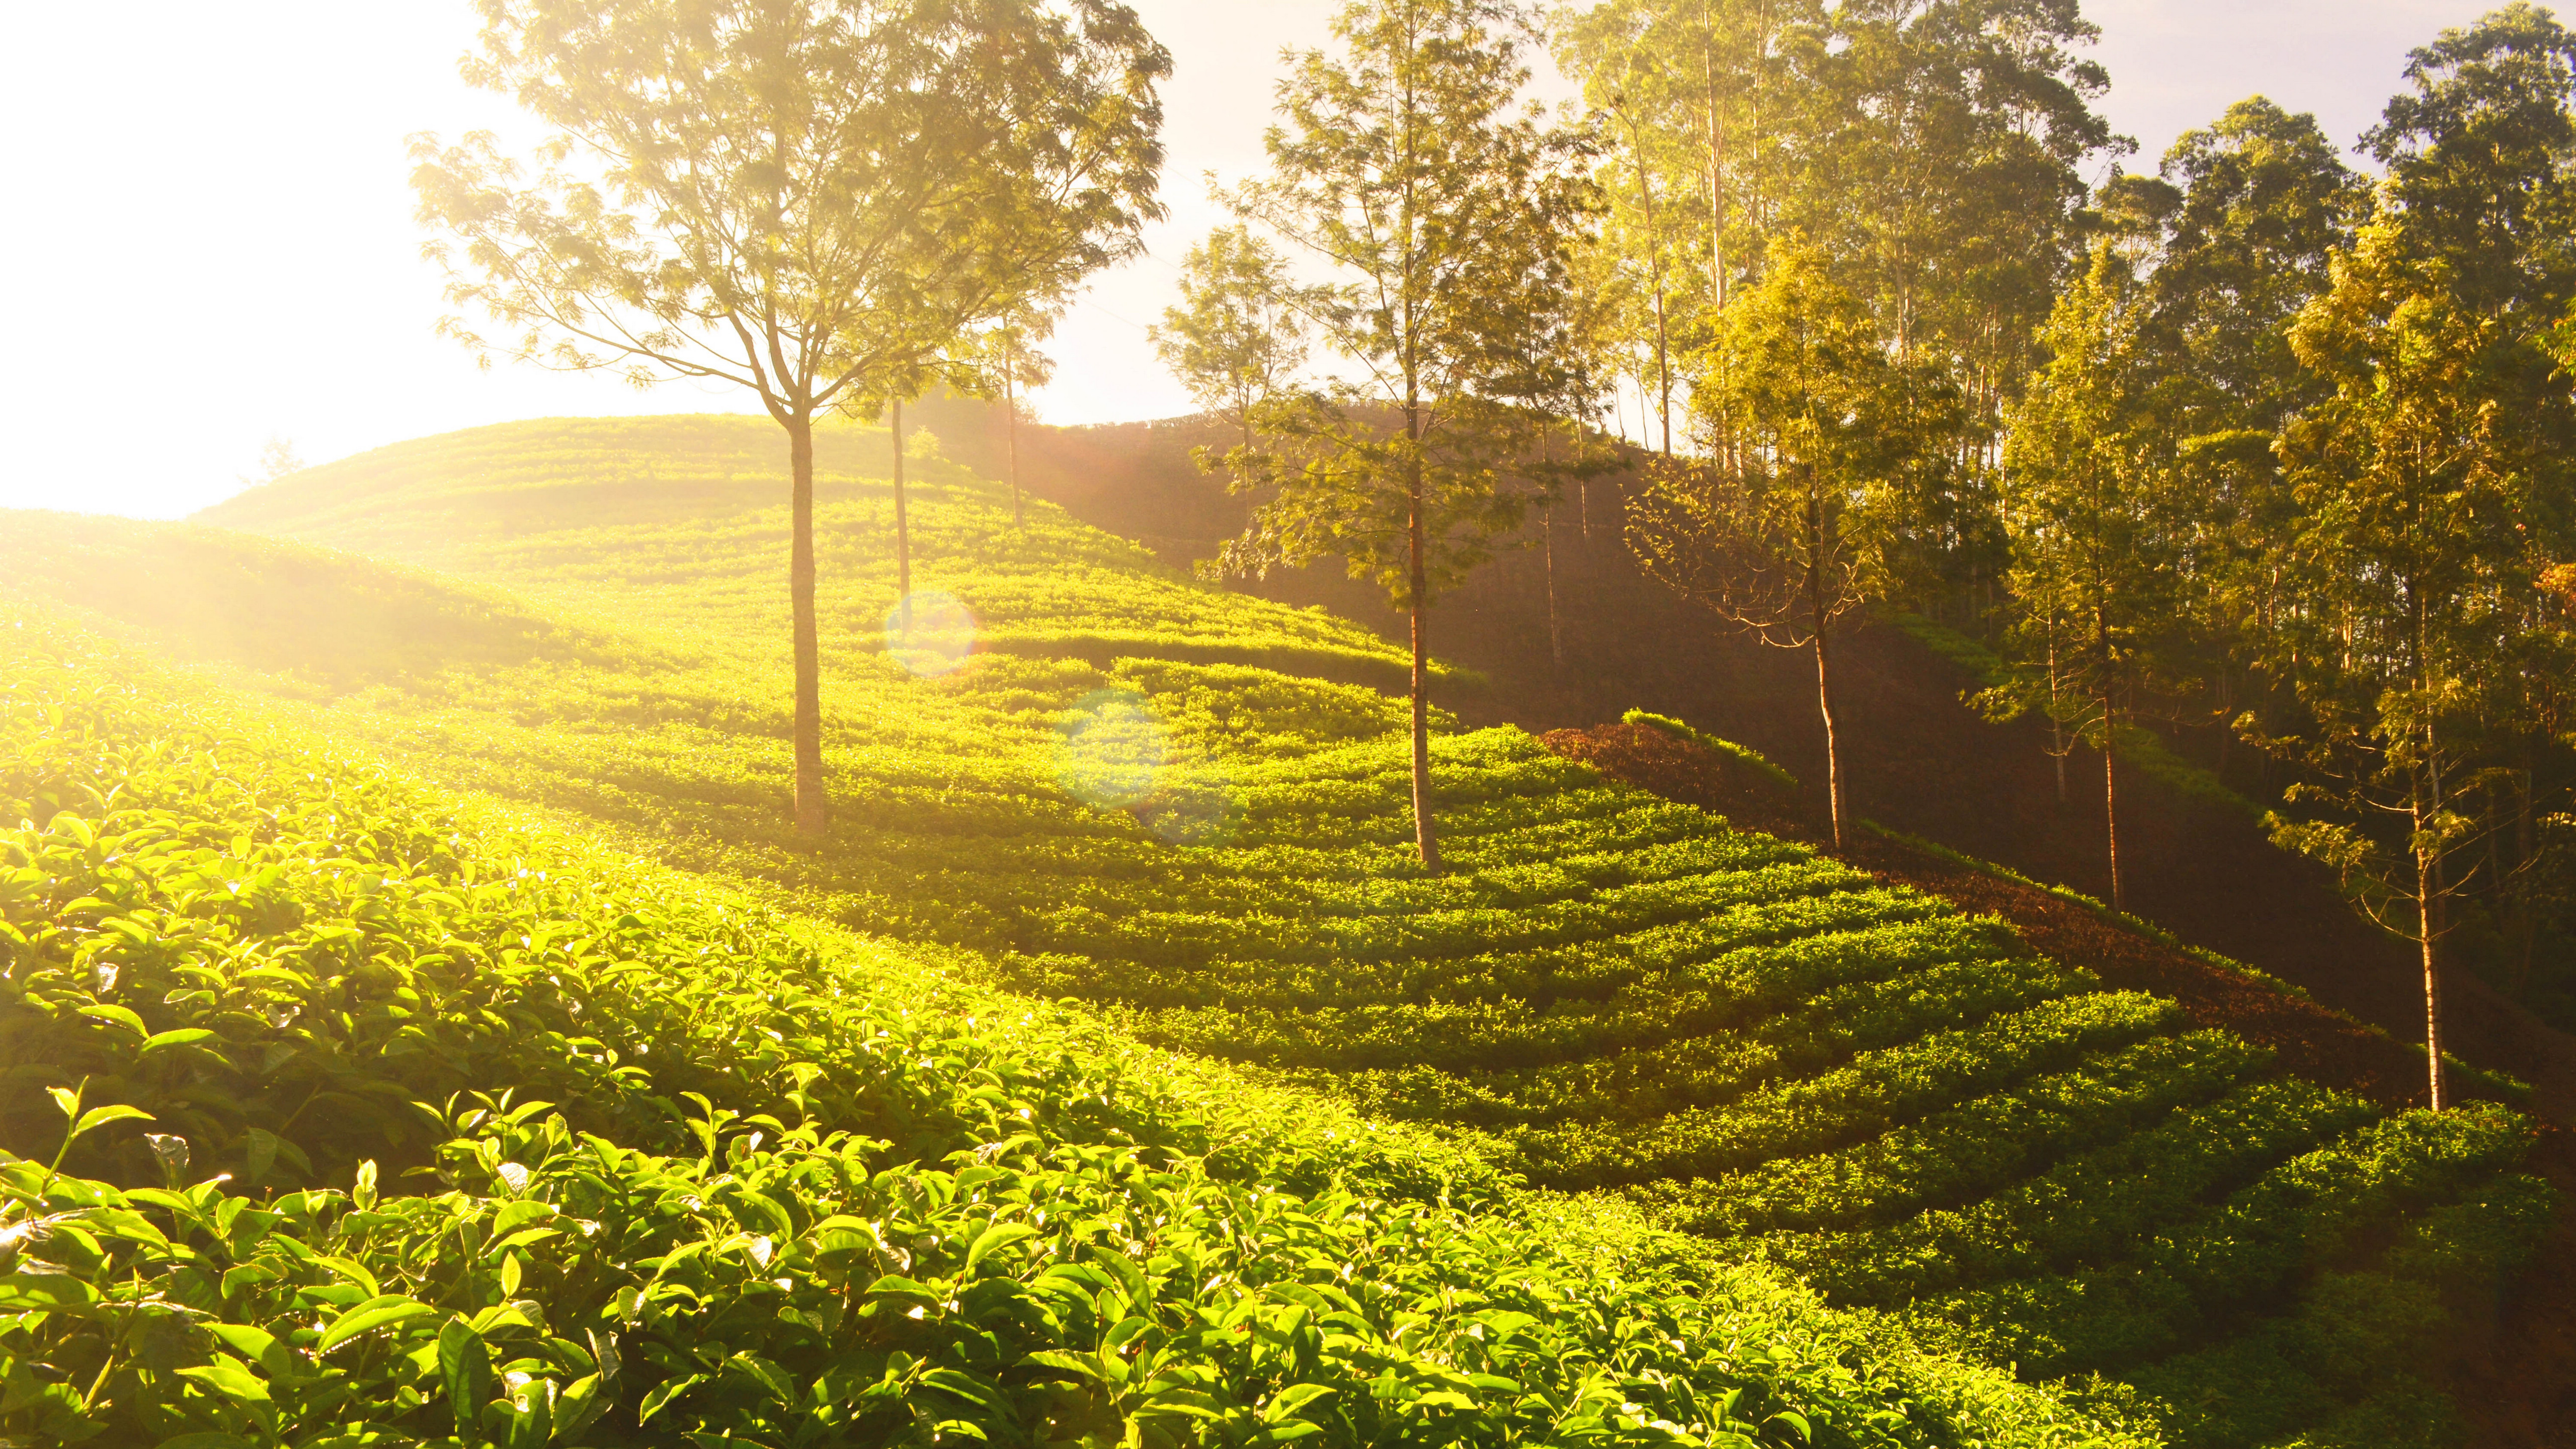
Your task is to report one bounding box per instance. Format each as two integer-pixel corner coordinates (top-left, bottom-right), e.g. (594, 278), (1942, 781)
(0, 414), (2553, 1447)
(1, 622), (2137, 1447)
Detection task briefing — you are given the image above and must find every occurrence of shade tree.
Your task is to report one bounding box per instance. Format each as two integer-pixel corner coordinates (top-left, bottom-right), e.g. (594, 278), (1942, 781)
(1992, 243), (2192, 911)
(1151, 226), (1314, 458)
(410, 0), (1169, 835)
(1629, 238), (1953, 849)
(1198, 0), (1593, 870)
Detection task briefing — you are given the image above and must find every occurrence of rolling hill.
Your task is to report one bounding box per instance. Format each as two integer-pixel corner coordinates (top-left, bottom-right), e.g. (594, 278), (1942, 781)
(0, 413), (2556, 1447)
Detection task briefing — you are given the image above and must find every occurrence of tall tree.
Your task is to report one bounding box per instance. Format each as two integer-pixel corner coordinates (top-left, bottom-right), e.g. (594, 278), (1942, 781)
(2135, 98), (2369, 730)
(1152, 226), (1313, 457)
(2219, 7), (2576, 1100)
(1207, 0), (1591, 869)
(2149, 98), (2370, 438)
(1995, 244), (2188, 911)
(1629, 239), (1949, 848)
(986, 311), (1055, 529)
(2251, 215), (2529, 1111)
(411, 0), (1168, 835)
(2365, 2), (2576, 319)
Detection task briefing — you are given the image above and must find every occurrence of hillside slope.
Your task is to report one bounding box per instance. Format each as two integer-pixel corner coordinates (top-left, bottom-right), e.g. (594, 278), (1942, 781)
(1, 610), (2139, 1448)
(1, 414), (2545, 1445)
(937, 403), (2576, 1114)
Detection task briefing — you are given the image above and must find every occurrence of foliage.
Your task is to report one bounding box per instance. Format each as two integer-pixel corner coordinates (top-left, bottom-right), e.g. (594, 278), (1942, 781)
(411, 0), (1171, 834)
(0, 616), (2161, 1449)
(3, 407), (2552, 1445)
(1152, 227), (1314, 457)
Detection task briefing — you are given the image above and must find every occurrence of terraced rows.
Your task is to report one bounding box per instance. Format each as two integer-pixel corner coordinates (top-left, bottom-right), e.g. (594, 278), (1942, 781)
(8, 414), (2551, 1447)
(5, 624), (2151, 1449)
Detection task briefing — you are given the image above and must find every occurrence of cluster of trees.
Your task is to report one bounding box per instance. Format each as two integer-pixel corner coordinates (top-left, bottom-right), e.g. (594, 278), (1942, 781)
(1979, 10), (2576, 1108)
(407, 0), (2570, 1106)
(1158, 0), (2576, 1107)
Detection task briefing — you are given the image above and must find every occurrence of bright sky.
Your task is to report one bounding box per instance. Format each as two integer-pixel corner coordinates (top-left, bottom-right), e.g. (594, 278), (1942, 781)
(0, 0), (2506, 520)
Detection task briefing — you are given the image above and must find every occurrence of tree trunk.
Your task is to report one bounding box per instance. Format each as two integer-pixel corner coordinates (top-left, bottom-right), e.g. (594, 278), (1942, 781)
(1806, 490), (1845, 850)
(1544, 502), (1563, 670)
(2516, 748), (2537, 997)
(892, 396), (911, 623)
(2103, 689), (2122, 912)
(1408, 409), (1440, 872)
(2048, 628), (2066, 804)
(1813, 628), (1844, 851)
(2419, 827), (2448, 1111)
(1623, 111), (1675, 458)
(788, 412), (829, 835)
(1005, 364), (1023, 530)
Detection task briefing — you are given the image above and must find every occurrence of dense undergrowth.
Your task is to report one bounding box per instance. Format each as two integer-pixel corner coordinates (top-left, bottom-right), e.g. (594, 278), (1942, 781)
(0, 619), (2140, 1448)
(0, 413), (2553, 1446)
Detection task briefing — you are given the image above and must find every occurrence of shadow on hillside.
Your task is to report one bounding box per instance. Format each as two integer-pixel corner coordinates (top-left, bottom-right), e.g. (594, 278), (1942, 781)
(905, 391), (2576, 1122)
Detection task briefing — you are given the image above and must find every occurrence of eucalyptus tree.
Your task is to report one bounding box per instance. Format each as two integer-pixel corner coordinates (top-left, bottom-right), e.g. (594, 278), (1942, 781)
(1630, 239), (1952, 849)
(1555, 0), (2119, 606)
(1205, 0), (1592, 870)
(2365, 2), (2576, 319)
(2219, 7), (2576, 1098)
(2246, 216), (2532, 1111)
(1995, 244), (2189, 912)
(2149, 99), (2370, 439)
(1552, 0), (1806, 320)
(411, 0), (1169, 835)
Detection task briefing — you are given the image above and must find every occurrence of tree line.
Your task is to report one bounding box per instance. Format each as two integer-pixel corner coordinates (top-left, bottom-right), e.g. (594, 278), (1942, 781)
(409, 0), (2575, 1110)
(1154, 0), (2576, 1110)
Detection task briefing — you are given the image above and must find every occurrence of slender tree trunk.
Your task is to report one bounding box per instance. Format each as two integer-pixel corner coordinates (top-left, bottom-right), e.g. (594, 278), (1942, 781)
(1622, 111), (1674, 457)
(1813, 627), (1844, 851)
(2414, 594), (2446, 1108)
(1545, 500), (1563, 669)
(788, 411), (829, 835)
(2103, 688), (2122, 912)
(2048, 627), (2066, 804)
(1407, 403), (1439, 871)
(2520, 756), (2538, 997)
(892, 396), (911, 626)
(1654, 289), (1674, 458)
(1701, 2), (1725, 305)
(1806, 500), (1844, 850)
(2419, 819), (2448, 1111)
(2096, 590), (2121, 910)
(1005, 363), (1023, 530)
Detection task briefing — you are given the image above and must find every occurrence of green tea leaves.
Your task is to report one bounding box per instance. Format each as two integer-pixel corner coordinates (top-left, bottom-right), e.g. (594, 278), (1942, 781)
(317, 1295), (436, 1354)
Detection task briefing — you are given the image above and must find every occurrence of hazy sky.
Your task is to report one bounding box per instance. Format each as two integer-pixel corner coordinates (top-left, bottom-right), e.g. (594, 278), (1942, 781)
(0, 0), (2504, 519)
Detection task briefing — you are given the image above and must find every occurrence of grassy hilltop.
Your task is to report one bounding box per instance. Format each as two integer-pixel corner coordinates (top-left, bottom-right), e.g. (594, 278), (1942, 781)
(0, 415), (2553, 1447)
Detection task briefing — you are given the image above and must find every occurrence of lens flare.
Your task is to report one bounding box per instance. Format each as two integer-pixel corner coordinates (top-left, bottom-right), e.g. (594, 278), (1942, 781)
(1056, 689), (1166, 810)
(1055, 689), (1240, 844)
(883, 591), (977, 676)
